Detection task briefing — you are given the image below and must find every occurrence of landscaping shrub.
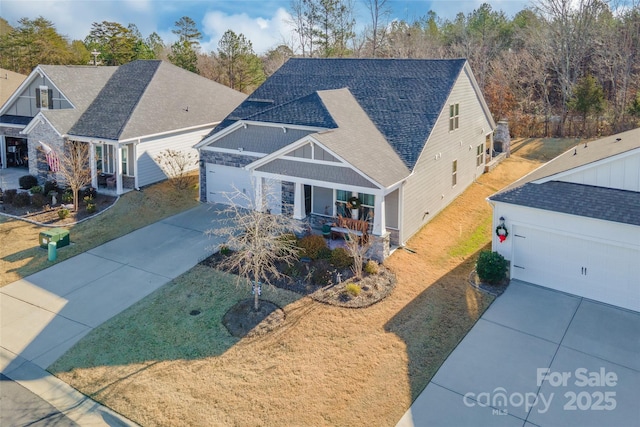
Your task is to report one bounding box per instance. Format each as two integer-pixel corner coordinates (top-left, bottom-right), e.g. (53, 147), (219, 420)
(61, 191), (73, 204)
(219, 245), (231, 256)
(19, 175), (38, 190)
(86, 202), (97, 213)
(330, 247), (353, 269)
(58, 208), (70, 219)
(476, 250), (509, 284)
(31, 193), (49, 208)
(298, 234), (328, 260)
(82, 186), (97, 199)
(30, 185), (43, 194)
(317, 246), (332, 260)
(44, 180), (59, 195)
(364, 260), (379, 275)
(3, 189), (17, 204)
(311, 259), (333, 286)
(13, 192), (31, 207)
(345, 283), (361, 297)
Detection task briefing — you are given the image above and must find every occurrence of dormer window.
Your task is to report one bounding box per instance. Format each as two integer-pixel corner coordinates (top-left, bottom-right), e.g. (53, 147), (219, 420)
(37, 86), (53, 109)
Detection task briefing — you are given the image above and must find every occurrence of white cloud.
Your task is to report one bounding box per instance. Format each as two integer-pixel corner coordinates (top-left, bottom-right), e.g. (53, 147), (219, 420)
(200, 7), (296, 55)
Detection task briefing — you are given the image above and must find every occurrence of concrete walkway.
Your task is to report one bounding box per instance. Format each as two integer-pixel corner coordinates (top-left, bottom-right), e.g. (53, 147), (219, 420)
(397, 280), (640, 427)
(0, 204), (227, 426)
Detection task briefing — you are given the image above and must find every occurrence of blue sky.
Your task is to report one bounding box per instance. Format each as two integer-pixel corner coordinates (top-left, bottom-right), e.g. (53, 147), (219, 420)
(2, 0), (532, 54)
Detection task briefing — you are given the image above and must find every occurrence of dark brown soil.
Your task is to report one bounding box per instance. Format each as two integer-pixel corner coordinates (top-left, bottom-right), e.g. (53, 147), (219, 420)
(0, 193), (117, 225)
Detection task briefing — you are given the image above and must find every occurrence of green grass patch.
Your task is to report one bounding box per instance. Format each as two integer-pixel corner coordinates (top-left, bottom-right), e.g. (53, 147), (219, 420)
(511, 137), (582, 162)
(448, 216), (492, 258)
(1, 177), (199, 286)
(49, 266), (301, 372)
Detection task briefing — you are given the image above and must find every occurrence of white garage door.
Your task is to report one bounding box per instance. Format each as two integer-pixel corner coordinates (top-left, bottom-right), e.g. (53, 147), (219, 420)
(205, 164), (253, 208)
(512, 225), (640, 312)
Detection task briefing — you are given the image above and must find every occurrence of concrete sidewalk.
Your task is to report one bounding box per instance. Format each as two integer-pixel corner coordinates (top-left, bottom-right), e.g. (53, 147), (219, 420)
(397, 280), (640, 427)
(0, 203), (227, 426)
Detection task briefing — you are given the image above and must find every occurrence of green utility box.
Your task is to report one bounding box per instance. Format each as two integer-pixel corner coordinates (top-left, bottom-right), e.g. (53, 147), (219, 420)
(39, 228), (70, 249)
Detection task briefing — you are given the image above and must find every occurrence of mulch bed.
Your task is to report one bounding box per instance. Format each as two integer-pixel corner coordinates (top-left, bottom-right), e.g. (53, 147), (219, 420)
(468, 270), (510, 296)
(0, 193), (117, 225)
(200, 251), (397, 309)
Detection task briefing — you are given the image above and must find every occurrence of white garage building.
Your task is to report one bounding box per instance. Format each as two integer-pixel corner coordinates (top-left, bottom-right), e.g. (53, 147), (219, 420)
(489, 128), (640, 312)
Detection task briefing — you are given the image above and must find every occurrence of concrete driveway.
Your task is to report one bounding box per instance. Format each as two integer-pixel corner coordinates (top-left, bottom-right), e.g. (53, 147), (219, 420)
(0, 203), (227, 425)
(397, 280), (640, 427)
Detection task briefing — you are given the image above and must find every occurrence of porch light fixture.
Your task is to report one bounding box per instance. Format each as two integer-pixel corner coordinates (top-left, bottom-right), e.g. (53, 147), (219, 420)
(499, 216), (505, 226)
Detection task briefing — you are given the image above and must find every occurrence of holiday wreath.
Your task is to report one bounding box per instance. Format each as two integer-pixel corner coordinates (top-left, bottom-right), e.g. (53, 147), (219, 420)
(346, 196), (361, 210)
(495, 224), (509, 242)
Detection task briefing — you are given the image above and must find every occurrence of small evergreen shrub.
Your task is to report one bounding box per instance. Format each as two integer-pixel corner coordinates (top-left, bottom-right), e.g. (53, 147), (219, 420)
(30, 185), (43, 194)
(13, 192), (31, 207)
(298, 234), (328, 260)
(364, 260), (379, 275)
(86, 202), (97, 213)
(219, 245), (231, 256)
(31, 193), (49, 208)
(19, 175), (38, 190)
(345, 283), (361, 297)
(476, 250), (509, 284)
(3, 189), (17, 204)
(82, 186), (97, 199)
(317, 246), (332, 260)
(44, 180), (59, 195)
(58, 208), (70, 219)
(330, 247), (353, 269)
(61, 191), (73, 204)
(311, 259), (332, 286)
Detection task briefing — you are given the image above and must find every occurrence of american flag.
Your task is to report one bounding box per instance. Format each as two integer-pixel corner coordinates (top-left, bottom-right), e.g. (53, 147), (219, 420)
(39, 141), (60, 172)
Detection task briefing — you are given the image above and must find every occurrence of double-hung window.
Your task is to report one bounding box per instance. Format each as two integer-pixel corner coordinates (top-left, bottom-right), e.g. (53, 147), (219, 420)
(37, 86), (53, 109)
(452, 160), (458, 187)
(449, 103), (459, 131)
(476, 143), (484, 166)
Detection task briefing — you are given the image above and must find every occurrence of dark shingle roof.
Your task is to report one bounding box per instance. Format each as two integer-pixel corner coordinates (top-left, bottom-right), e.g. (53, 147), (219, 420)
(210, 58), (466, 169)
(0, 115), (32, 126)
(68, 60), (161, 139)
(491, 181), (640, 226)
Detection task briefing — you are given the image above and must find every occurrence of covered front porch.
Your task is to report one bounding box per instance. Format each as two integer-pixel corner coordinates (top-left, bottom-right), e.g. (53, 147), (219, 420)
(86, 140), (137, 195)
(253, 172), (400, 261)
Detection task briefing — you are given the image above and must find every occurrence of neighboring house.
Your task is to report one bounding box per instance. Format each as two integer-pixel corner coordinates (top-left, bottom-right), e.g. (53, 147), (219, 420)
(0, 68), (27, 106)
(0, 60), (246, 194)
(488, 128), (640, 312)
(196, 58), (495, 260)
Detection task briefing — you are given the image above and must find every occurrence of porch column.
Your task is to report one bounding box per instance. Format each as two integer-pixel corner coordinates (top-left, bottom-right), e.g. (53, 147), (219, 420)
(89, 143), (97, 188)
(254, 177), (263, 212)
(133, 140), (139, 190)
(373, 193), (386, 235)
(293, 182), (304, 220)
(114, 144), (123, 195)
(1, 136), (6, 169)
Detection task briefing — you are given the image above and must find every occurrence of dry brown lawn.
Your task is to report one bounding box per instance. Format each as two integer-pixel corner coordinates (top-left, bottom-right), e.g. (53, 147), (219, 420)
(0, 176), (199, 287)
(50, 151), (544, 427)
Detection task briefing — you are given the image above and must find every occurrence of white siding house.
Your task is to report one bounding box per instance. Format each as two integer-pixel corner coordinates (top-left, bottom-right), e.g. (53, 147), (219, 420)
(197, 58), (495, 260)
(489, 128), (640, 312)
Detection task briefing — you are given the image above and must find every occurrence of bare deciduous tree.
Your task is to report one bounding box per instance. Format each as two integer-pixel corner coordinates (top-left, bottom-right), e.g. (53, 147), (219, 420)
(207, 181), (302, 311)
(55, 140), (92, 211)
(154, 149), (197, 190)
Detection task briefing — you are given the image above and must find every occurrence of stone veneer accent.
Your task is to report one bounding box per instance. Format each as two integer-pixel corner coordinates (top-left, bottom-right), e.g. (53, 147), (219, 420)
(26, 121), (65, 184)
(199, 150), (258, 202)
(368, 232), (391, 262)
